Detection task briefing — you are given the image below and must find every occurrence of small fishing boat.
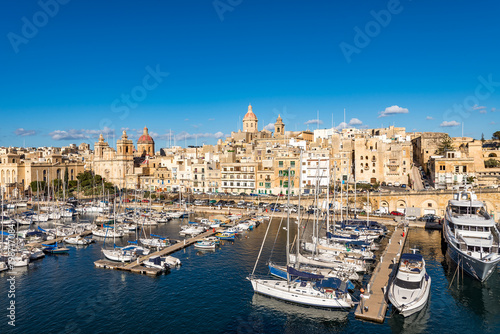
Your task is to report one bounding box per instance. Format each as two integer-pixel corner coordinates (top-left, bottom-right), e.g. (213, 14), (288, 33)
(387, 252), (431, 317)
(216, 231), (235, 240)
(143, 256), (171, 272)
(194, 240), (216, 249)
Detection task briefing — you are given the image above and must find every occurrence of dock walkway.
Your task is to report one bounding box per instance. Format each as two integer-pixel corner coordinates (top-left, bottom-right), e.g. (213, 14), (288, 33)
(94, 229), (219, 276)
(354, 225), (408, 323)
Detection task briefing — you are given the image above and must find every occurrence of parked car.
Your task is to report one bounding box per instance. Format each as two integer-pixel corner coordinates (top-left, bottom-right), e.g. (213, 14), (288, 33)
(390, 211), (404, 216)
(406, 215), (417, 221)
(373, 209), (388, 216)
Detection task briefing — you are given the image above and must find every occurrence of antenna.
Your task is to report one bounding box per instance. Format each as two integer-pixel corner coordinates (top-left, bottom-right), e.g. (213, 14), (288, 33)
(344, 108), (346, 128)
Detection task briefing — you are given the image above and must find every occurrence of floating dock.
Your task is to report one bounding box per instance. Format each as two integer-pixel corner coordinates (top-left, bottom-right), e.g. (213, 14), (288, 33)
(94, 229), (219, 276)
(354, 225), (408, 323)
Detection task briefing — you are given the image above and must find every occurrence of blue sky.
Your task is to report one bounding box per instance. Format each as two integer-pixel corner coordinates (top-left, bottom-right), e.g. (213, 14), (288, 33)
(1, 0), (499, 148)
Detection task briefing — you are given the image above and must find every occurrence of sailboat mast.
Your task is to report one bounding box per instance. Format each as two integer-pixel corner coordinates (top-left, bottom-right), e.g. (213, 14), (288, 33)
(296, 150), (302, 268)
(333, 161), (337, 237)
(286, 167), (291, 282)
(326, 158), (330, 239)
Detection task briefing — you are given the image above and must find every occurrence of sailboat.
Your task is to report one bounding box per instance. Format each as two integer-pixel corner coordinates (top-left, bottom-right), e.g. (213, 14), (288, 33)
(248, 167), (354, 309)
(102, 195), (137, 262)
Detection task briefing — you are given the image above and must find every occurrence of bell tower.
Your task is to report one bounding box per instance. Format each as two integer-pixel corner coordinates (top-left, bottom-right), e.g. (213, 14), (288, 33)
(274, 114), (285, 137)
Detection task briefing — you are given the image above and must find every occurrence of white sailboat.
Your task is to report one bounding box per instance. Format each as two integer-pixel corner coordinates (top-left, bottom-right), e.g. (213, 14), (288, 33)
(248, 167), (354, 309)
(102, 196), (137, 262)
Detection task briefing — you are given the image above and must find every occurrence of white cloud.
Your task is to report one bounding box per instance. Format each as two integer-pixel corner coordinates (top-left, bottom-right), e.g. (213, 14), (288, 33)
(472, 104), (486, 110)
(263, 123), (275, 131)
(490, 121), (496, 125)
(184, 118), (189, 121)
(479, 109), (487, 114)
(378, 105), (409, 118)
(208, 118), (215, 121)
(426, 116), (434, 120)
(348, 118), (362, 125)
(492, 107), (496, 112)
(334, 122), (348, 130)
(440, 120), (460, 127)
(334, 118), (363, 130)
(174, 131), (227, 141)
(49, 127), (115, 141)
(49, 130), (88, 141)
(304, 119), (323, 125)
(15, 128), (36, 136)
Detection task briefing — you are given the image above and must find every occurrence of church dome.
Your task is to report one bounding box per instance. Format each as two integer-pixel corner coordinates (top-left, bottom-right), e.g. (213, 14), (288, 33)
(243, 104), (258, 120)
(138, 126), (154, 144)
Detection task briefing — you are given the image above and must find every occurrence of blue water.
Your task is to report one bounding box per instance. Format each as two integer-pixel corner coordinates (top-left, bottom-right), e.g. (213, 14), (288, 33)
(1, 216), (500, 333)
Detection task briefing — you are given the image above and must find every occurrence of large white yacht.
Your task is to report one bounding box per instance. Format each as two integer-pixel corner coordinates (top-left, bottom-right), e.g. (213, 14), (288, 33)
(443, 185), (500, 281)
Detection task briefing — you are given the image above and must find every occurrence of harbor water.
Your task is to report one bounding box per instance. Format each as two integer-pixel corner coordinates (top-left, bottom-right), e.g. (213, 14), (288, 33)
(1, 215), (500, 333)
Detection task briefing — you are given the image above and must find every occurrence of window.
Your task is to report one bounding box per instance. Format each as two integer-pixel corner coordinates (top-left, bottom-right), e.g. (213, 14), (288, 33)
(455, 166), (459, 173)
(428, 203), (432, 207)
(259, 182), (263, 186)
(279, 161), (283, 168)
(463, 166), (467, 173)
(291, 161), (295, 167)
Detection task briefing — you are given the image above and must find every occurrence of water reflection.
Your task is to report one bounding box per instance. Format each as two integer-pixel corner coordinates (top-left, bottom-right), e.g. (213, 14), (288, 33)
(442, 254), (500, 325)
(387, 301), (431, 334)
(251, 293), (349, 324)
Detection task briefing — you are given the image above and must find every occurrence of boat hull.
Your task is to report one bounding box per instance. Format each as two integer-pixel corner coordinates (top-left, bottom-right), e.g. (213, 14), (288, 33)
(250, 278), (353, 309)
(445, 239), (499, 282)
(388, 277), (431, 317)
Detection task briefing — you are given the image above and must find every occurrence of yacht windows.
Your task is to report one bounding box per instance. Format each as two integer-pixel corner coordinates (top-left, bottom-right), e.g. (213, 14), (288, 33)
(394, 278), (421, 290)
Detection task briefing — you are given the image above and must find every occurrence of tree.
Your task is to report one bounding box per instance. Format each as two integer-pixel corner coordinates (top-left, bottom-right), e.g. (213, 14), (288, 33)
(64, 167), (69, 184)
(436, 134), (454, 155)
(493, 131), (500, 140)
(467, 176), (476, 184)
(30, 181), (46, 193)
(481, 133), (485, 143)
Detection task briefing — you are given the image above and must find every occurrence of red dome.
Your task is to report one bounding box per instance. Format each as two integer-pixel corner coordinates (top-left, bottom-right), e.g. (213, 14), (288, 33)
(138, 127), (154, 144)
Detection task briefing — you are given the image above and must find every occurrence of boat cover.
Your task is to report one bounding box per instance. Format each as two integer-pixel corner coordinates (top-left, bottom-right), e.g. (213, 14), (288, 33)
(287, 266), (325, 280)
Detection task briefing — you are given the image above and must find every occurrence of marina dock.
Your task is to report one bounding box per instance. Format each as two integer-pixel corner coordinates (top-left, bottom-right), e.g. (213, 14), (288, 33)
(94, 229), (219, 276)
(355, 225), (408, 323)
